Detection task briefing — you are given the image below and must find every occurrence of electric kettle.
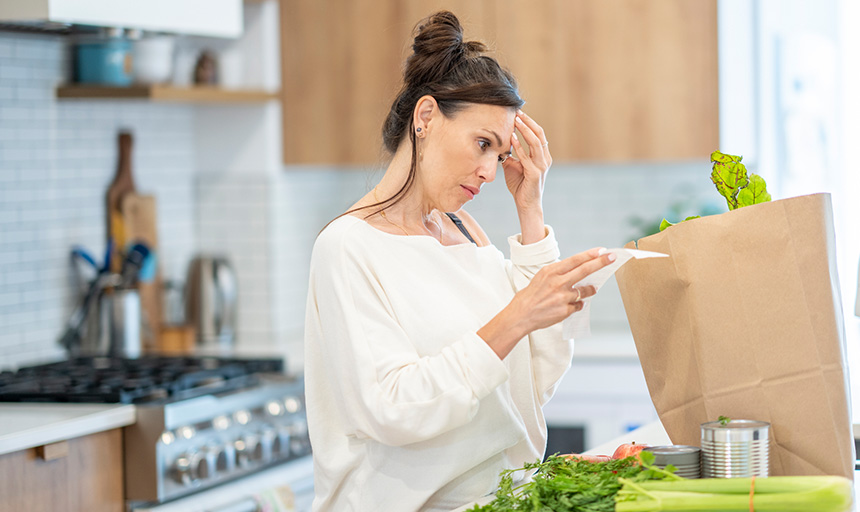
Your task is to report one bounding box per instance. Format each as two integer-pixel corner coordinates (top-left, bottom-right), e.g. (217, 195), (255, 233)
(185, 256), (238, 347)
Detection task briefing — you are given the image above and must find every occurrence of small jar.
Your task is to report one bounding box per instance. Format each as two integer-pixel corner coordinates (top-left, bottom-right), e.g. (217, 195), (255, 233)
(74, 27), (133, 86)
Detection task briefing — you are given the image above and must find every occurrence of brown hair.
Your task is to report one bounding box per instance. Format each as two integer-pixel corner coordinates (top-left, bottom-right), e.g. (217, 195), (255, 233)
(332, 10), (525, 226)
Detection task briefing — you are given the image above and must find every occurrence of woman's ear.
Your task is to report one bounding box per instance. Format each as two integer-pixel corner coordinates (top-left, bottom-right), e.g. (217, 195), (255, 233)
(413, 95), (438, 136)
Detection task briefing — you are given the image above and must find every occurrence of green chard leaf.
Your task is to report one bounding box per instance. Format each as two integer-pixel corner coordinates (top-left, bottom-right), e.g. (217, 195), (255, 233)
(653, 151), (770, 234)
(737, 173), (771, 207)
(659, 218), (675, 231)
(710, 150), (749, 210)
(659, 216), (699, 232)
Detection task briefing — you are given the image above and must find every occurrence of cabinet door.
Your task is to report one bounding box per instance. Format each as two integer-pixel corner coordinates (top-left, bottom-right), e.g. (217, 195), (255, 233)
(0, 429), (124, 512)
(490, 0), (719, 162)
(280, 0), (717, 164)
(280, 0), (490, 165)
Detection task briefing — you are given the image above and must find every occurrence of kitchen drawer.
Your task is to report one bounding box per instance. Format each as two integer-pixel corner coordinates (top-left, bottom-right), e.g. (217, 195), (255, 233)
(0, 428), (124, 512)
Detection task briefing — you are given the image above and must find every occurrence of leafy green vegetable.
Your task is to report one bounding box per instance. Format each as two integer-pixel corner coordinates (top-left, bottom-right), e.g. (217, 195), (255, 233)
(659, 216), (700, 231)
(615, 475), (853, 511)
(737, 173), (772, 207)
(718, 415), (731, 426)
(709, 150), (749, 210)
(658, 151), (772, 231)
(616, 447), (853, 511)
(468, 454), (674, 512)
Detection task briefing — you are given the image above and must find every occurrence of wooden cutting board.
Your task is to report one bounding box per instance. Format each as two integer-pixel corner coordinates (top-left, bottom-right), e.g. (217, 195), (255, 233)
(106, 131), (135, 274)
(121, 193), (163, 352)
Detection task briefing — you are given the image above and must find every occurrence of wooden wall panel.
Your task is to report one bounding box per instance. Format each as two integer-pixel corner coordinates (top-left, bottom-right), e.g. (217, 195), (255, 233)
(563, 0), (720, 161)
(280, 0), (718, 164)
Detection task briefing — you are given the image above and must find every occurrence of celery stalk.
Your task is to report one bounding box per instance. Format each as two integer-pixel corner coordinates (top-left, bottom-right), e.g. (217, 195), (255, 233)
(615, 475), (853, 512)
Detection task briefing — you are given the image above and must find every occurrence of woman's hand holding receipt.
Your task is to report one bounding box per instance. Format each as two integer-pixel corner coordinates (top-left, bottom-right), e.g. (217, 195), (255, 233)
(479, 248), (616, 358)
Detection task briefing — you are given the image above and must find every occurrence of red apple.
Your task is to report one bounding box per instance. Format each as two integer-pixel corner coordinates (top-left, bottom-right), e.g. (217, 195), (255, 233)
(611, 441), (650, 460)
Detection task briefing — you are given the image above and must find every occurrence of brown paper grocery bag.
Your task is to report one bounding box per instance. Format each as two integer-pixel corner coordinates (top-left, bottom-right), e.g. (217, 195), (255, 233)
(616, 193), (854, 479)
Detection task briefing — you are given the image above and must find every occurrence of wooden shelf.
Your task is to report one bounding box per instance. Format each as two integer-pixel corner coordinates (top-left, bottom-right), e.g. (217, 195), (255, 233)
(56, 85), (279, 104)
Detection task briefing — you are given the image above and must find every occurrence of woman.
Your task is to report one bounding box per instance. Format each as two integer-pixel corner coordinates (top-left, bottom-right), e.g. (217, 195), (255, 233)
(304, 11), (616, 511)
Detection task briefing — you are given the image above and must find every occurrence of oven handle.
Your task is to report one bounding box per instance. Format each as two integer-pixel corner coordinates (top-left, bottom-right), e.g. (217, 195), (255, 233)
(207, 497), (258, 512)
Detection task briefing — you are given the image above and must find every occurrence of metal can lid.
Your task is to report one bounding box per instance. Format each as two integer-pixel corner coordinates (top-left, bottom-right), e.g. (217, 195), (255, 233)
(643, 445), (701, 465)
(701, 420), (770, 443)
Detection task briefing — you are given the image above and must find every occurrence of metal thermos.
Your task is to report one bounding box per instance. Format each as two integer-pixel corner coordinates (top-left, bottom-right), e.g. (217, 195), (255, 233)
(185, 256), (238, 347)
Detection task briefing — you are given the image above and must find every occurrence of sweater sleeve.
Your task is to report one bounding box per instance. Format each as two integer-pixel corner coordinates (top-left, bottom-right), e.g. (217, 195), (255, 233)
(306, 231), (510, 447)
(505, 225), (575, 406)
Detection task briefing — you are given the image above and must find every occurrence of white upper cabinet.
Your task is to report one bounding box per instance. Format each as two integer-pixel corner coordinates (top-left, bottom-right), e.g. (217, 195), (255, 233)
(0, 0), (243, 38)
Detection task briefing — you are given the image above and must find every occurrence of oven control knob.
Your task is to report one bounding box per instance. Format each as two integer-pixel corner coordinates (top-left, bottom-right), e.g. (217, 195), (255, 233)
(234, 434), (260, 468)
(273, 427), (291, 458)
(191, 448), (216, 480)
(215, 442), (236, 473)
(288, 420), (310, 456)
(258, 428), (277, 463)
(172, 453), (194, 486)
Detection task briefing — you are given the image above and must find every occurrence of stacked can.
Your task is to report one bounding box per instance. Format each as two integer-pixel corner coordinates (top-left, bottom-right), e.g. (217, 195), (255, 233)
(700, 420), (770, 478)
(642, 445), (701, 478)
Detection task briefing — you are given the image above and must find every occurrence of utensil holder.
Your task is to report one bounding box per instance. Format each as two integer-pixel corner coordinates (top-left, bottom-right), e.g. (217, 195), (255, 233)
(98, 288), (142, 358)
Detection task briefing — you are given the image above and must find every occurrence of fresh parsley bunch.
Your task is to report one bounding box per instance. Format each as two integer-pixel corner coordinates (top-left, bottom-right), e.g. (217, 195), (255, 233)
(469, 452), (673, 512)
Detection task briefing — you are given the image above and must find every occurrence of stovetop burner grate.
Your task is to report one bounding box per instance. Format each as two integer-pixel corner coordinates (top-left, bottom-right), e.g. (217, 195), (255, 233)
(0, 356), (284, 404)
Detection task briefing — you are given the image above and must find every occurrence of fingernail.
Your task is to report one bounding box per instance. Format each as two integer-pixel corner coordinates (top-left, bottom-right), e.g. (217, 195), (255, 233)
(515, 117), (524, 124)
(608, 253), (617, 262)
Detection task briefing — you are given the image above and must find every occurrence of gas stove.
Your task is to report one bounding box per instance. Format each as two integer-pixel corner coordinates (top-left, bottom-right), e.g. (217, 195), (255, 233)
(0, 356), (310, 505)
(0, 355), (283, 404)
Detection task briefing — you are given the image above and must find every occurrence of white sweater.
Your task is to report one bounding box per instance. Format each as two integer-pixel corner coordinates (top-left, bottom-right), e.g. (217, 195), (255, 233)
(304, 215), (574, 511)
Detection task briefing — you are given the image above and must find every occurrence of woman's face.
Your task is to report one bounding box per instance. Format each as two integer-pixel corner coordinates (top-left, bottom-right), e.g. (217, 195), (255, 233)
(419, 103), (516, 212)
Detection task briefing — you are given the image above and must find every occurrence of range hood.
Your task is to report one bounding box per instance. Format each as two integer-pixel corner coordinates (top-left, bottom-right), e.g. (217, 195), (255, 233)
(0, 0), (243, 38)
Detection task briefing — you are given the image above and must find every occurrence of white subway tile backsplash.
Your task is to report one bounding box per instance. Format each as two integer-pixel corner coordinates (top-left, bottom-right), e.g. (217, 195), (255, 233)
(0, 34), (198, 369)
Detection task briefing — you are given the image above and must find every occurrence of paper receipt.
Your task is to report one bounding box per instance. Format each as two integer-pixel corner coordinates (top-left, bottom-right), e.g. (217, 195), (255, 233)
(561, 247), (668, 340)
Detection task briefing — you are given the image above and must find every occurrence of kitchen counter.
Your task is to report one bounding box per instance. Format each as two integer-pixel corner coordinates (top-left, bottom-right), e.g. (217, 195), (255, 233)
(0, 403), (136, 456)
(583, 420), (670, 456)
(456, 420), (860, 511)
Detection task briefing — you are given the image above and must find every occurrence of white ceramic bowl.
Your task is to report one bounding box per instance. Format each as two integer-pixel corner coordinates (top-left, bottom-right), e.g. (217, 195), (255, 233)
(132, 36), (176, 84)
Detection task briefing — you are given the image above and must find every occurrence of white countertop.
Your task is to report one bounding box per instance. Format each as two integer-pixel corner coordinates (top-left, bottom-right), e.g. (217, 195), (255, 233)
(0, 403), (136, 456)
(583, 420), (670, 455)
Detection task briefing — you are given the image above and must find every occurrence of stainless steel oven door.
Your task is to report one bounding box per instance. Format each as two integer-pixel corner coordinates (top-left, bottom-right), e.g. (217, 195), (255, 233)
(128, 456), (313, 512)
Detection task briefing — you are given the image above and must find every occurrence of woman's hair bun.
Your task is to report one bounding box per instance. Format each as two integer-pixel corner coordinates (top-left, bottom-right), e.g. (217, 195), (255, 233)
(405, 11), (487, 87)
(381, 10), (523, 154)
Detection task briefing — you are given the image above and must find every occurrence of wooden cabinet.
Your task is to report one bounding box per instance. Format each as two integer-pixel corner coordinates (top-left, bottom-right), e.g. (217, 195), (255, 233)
(279, 0), (718, 164)
(0, 429), (124, 512)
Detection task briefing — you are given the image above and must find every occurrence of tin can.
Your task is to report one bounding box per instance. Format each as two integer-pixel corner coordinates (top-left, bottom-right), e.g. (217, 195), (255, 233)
(643, 445), (701, 478)
(701, 420), (769, 478)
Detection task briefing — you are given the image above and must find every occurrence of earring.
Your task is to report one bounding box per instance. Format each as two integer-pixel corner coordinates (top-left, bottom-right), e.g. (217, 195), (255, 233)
(416, 127), (422, 134)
